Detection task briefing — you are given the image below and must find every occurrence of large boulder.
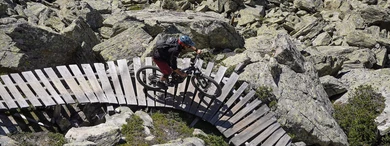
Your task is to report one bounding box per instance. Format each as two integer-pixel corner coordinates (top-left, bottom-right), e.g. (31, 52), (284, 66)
(92, 24), (153, 61)
(126, 10), (244, 50)
(58, 1), (104, 31)
(238, 34), (348, 145)
(0, 22), (80, 71)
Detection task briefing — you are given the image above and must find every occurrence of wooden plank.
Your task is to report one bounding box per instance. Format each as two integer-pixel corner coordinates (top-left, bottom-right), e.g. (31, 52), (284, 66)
(43, 68), (75, 104)
(0, 100), (6, 109)
(223, 104), (269, 137)
(81, 64), (108, 103)
(203, 73), (240, 121)
(209, 82), (248, 124)
(229, 113), (275, 146)
(181, 59), (203, 112)
(94, 63), (117, 104)
(195, 64), (225, 117)
(56, 66), (90, 104)
(275, 133), (292, 146)
(174, 58), (191, 109)
(34, 70), (66, 105)
(69, 65), (99, 103)
(218, 99), (261, 132)
(190, 61), (214, 115)
(117, 59), (138, 105)
(10, 73), (42, 107)
(214, 89), (256, 128)
(107, 61), (126, 104)
(216, 91), (257, 131)
(154, 67), (165, 107)
(249, 122), (282, 146)
(260, 126), (286, 146)
(1, 75), (29, 108)
(133, 58), (147, 106)
(22, 71), (57, 106)
(0, 81), (17, 109)
(144, 57), (156, 107)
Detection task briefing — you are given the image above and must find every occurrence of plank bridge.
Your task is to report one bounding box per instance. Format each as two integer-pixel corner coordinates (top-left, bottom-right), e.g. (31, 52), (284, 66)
(0, 57), (291, 146)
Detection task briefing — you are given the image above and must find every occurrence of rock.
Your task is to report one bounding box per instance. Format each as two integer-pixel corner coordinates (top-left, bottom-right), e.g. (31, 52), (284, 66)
(0, 135), (19, 146)
(92, 25), (152, 62)
(0, 22), (80, 71)
(373, 47), (388, 67)
(152, 137), (205, 146)
(135, 111), (154, 128)
(193, 129), (208, 137)
(273, 34), (305, 73)
(236, 5), (265, 26)
(59, 1), (104, 31)
(64, 141), (97, 146)
(320, 75), (347, 97)
(65, 124), (121, 145)
(345, 30), (377, 48)
(312, 32), (331, 46)
(293, 0), (323, 12)
(105, 106), (134, 129)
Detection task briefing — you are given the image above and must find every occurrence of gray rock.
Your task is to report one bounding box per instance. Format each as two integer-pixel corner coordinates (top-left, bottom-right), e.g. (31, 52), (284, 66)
(59, 1), (104, 30)
(64, 141), (97, 146)
(152, 137), (205, 146)
(312, 32), (331, 46)
(0, 22), (79, 71)
(92, 25), (152, 62)
(135, 110), (154, 128)
(0, 135), (19, 146)
(293, 0), (323, 12)
(65, 124), (121, 145)
(273, 34), (305, 73)
(320, 75), (347, 97)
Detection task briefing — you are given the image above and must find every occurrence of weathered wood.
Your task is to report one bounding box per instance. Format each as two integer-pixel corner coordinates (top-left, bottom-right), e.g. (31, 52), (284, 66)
(117, 59), (137, 105)
(13, 73), (41, 107)
(56, 66), (90, 103)
(107, 61), (126, 104)
(174, 58), (191, 109)
(229, 113), (275, 146)
(260, 126), (286, 146)
(209, 82), (248, 124)
(154, 67), (165, 107)
(144, 57), (156, 107)
(214, 89), (256, 129)
(43, 68), (74, 104)
(203, 73), (239, 121)
(0, 100), (6, 109)
(1, 75), (30, 108)
(69, 65), (99, 103)
(0, 81), (18, 109)
(95, 63), (118, 104)
(196, 65), (225, 118)
(22, 71), (57, 106)
(181, 59), (203, 112)
(81, 64), (108, 103)
(275, 132), (292, 146)
(223, 104), (269, 137)
(34, 70), (67, 104)
(249, 122), (281, 145)
(218, 98), (260, 132)
(133, 58), (147, 106)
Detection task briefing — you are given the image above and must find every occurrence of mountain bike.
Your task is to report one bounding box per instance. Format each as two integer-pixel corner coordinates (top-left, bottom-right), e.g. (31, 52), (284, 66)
(136, 55), (222, 98)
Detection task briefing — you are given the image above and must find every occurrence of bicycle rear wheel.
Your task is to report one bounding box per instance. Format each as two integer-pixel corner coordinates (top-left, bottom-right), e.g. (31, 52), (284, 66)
(136, 65), (164, 90)
(191, 74), (222, 98)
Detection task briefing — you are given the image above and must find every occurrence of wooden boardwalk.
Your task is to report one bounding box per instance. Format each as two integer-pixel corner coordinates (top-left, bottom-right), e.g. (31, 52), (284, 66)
(0, 57), (291, 146)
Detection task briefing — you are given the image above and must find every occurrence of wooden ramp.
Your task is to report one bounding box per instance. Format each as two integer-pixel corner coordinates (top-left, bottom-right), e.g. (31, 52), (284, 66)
(0, 57), (292, 146)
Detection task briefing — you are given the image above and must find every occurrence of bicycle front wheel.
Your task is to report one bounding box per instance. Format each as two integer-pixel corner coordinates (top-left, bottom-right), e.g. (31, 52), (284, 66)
(191, 74), (222, 98)
(136, 65), (163, 90)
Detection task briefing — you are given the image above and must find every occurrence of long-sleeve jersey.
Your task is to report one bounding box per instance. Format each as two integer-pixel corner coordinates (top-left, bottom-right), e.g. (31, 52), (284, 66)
(152, 37), (183, 70)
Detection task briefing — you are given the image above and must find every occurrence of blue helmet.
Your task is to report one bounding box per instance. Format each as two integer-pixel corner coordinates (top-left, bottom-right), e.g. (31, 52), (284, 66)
(179, 35), (195, 47)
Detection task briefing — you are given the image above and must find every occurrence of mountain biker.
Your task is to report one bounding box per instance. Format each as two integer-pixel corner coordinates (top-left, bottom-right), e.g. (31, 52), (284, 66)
(152, 35), (202, 87)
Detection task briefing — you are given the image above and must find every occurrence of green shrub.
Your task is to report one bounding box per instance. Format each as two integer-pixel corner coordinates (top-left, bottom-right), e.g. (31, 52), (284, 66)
(333, 85), (385, 146)
(121, 115), (148, 146)
(196, 134), (228, 146)
(255, 86), (276, 108)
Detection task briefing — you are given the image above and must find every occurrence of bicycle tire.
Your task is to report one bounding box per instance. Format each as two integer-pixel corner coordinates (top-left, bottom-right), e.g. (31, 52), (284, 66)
(136, 65), (163, 90)
(191, 74), (222, 98)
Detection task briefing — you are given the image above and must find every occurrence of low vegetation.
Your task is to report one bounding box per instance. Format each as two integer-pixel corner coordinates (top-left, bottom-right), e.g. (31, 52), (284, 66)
(9, 131), (66, 146)
(255, 86), (277, 108)
(121, 109), (228, 146)
(333, 85), (386, 145)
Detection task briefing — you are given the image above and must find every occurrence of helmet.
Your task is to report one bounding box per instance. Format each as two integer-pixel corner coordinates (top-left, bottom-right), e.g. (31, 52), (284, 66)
(179, 35), (195, 47)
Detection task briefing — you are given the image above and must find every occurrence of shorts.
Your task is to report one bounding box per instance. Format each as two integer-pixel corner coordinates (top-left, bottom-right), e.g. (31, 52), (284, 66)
(153, 58), (172, 76)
